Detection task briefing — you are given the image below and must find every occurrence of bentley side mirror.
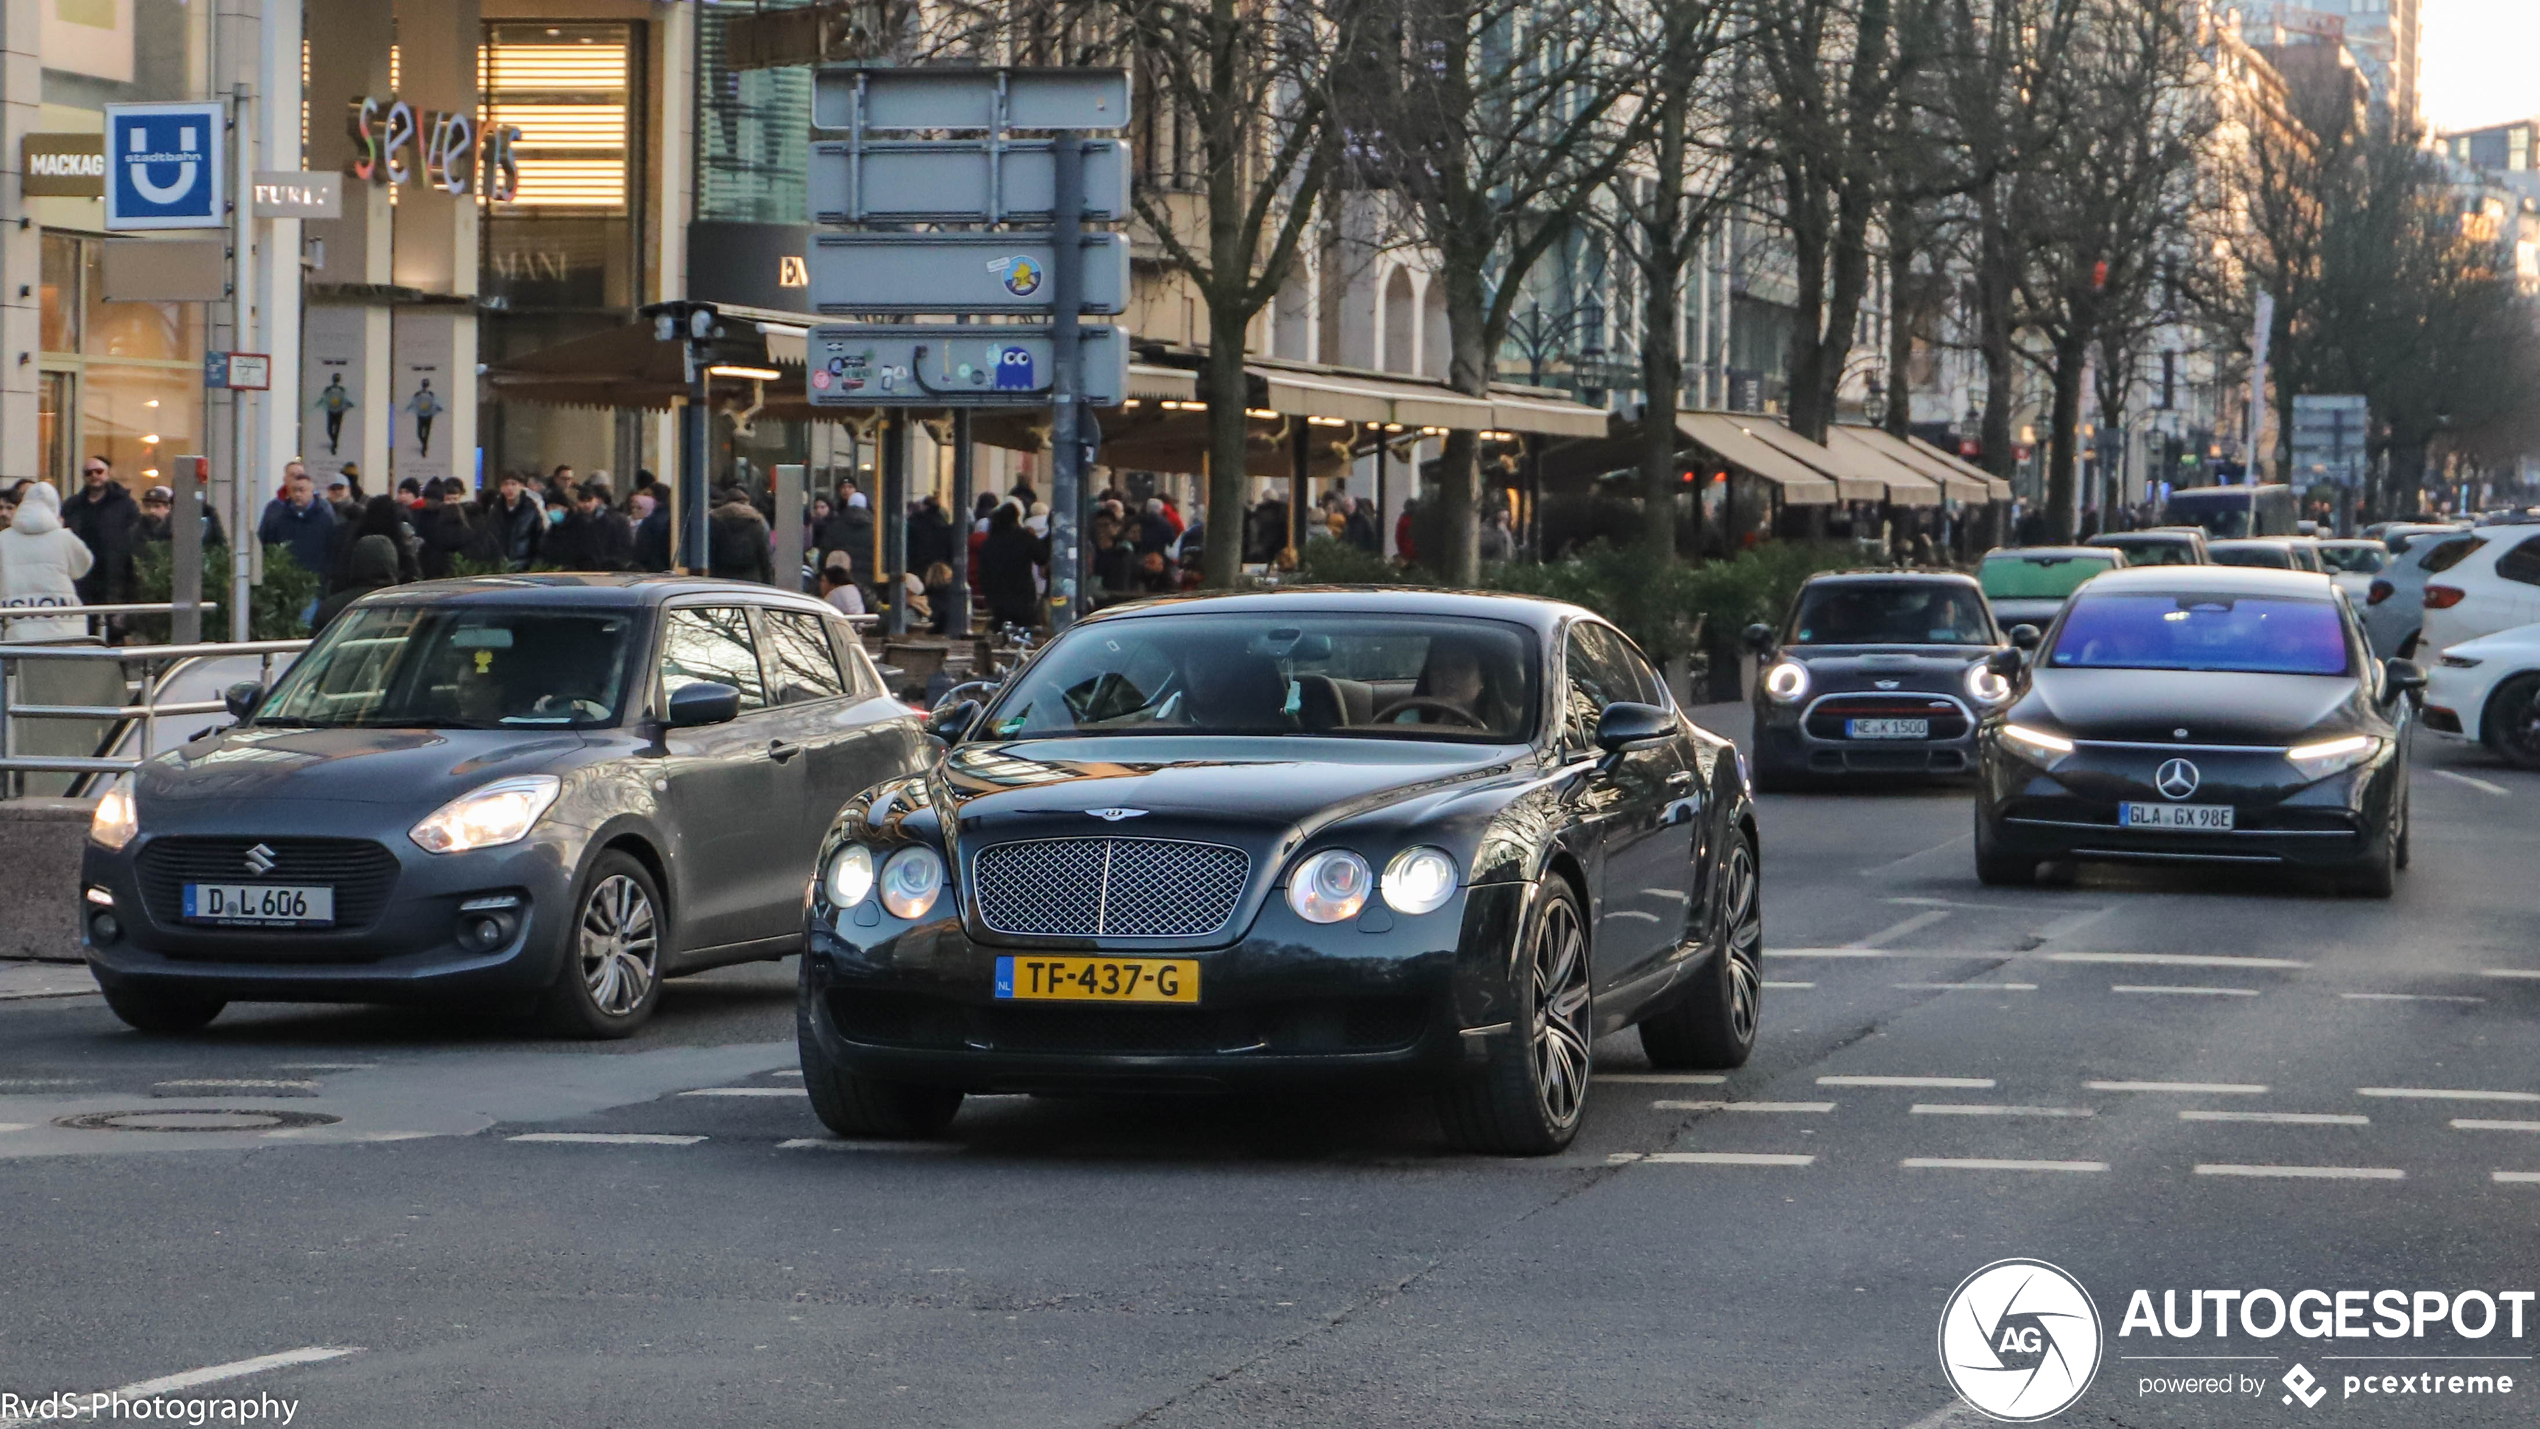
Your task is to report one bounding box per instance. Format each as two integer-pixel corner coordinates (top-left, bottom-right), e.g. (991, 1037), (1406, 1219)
(666, 681), (742, 729)
(2384, 658), (2428, 695)
(1742, 623), (1775, 654)
(1594, 701), (1674, 756)
(925, 698), (982, 743)
(223, 681), (264, 722)
(2008, 624), (2042, 651)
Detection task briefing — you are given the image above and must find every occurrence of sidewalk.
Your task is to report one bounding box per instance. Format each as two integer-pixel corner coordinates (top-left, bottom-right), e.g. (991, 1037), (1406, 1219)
(0, 959), (98, 1002)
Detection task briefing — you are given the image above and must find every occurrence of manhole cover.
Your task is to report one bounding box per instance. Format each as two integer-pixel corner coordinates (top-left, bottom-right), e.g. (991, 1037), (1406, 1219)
(54, 1108), (343, 1133)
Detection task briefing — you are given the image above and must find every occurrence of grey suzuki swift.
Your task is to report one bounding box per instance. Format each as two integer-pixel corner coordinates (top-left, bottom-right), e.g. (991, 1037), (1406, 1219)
(78, 576), (928, 1037)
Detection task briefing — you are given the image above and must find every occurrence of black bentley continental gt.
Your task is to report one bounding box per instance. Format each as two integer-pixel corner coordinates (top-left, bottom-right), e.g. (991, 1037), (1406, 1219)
(796, 590), (1762, 1155)
(1973, 565), (2424, 896)
(1745, 571), (2014, 788)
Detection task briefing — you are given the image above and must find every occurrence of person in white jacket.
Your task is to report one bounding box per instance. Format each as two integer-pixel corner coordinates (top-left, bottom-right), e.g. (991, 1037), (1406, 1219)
(0, 482), (96, 643)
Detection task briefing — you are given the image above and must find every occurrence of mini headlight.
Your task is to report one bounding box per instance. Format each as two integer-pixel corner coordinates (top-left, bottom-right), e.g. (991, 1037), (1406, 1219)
(1998, 722), (2075, 768)
(409, 775), (561, 854)
(825, 844), (876, 908)
(1382, 846), (1461, 915)
(90, 784), (138, 851)
(878, 846), (945, 920)
(2286, 734), (2379, 781)
(1964, 663), (2012, 705)
(1287, 849), (1373, 924)
(1763, 660), (1810, 703)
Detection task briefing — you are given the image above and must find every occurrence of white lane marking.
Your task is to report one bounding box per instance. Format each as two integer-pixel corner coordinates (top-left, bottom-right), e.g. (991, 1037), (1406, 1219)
(2495, 1171), (2540, 1183)
(1651, 1100), (1836, 1113)
(2452, 1119), (2540, 1133)
(1818, 1075), (1996, 1088)
(2433, 768), (2512, 796)
(771, 1070), (805, 1078)
(677, 1087), (807, 1098)
(2358, 1087), (2540, 1102)
(1911, 1104), (2095, 1118)
(2046, 952), (2308, 969)
(776, 1138), (960, 1153)
(1635, 1151), (1816, 1166)
(152, 1078), (319, 1091)
(1776, 948), (1900, 959)
(507, 1132), (706, 1145)
(1902, 1157), (2108, 1173)
(2482, 970), (2540, 981)
(1894, 982), (2037, 992)
(2089, 1080), (2268, 1094)
(1762, 980), (1816, 990)
(2342, 992), (2485, 1003)
(0, 1123), (32, 1133)
(1597, 1073), (1728, 1084)
(0, 988), (101, 1001)
(2112, 984), (2261, 997)
(2195, 1164), (2405, 1180)
(0, 1346), (366, 1428)
(274, 1062), (377, 1071)
(0, 1078), (89, 1089)
(1846, 909), (1952, 949)
(2180, 1110), (2370, 1126)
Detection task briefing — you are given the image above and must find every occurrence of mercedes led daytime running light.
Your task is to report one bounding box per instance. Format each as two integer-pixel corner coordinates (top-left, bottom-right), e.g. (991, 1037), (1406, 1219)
(2286, 734), (2378, 781)
(2000, 723), (2075, 768)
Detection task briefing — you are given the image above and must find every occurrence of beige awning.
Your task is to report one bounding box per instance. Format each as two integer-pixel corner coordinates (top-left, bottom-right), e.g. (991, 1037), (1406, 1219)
(1489, 386), (1615, 438)
(1822, 427), (1946, 506)
(1676, 412), (1840, 504)
(1258, 367), (1486, 430)
(1906, 434), (2014, 501)
(1836, 426), (1990, 502)
(1733, 420), (1905, 503)
(1127, 364), (1197, 401)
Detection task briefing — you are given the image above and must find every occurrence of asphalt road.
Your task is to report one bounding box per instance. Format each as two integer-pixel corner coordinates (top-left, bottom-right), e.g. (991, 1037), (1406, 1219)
(4, 707), (2537, 1427)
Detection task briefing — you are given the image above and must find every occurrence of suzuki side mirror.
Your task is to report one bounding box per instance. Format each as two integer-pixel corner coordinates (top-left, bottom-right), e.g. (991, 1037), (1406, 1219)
(1742, 623), (1775, 654)
(666, 681), (742, 729)
(2008, 624), (2042, 651)
(223, 681), (264, 722)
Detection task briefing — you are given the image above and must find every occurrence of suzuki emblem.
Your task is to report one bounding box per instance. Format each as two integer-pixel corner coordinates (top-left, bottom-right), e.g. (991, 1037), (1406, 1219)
(1085, 808), (1149, 822)
(2154, 759), (2201, 800)
(242, 842), (278, 875)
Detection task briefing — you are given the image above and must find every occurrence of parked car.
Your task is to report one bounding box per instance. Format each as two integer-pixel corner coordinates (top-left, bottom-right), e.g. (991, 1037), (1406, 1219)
(1744, 571), (2010, 788)
(1978, 547), (2125, 630)
(1973, 565), (2421, 897)
(2209, 537), (2325, 573)
(2165, 483), (2298, 538)
(2314, 538), (2389, 606)
(2423, 622), (2540, 768)
(796, 590), (1761, 1155)
(80, 577), (928, 1037)
(2418, 527), (2540, 659)
(2362, 530), (2485, 659)
(2085, 529), (2210, 566)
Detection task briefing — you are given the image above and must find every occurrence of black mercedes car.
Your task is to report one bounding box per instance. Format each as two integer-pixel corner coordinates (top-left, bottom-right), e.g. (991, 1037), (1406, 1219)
(795, 590), (1762, 1156)
(80, 576), (927, 1037)
(1973, 566), (2424, 896)
(1745, 571), (2013, 788)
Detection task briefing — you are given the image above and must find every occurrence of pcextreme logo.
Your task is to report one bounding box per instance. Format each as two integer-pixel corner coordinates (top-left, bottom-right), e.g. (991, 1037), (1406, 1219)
(1939, 1259), (2105, 1422)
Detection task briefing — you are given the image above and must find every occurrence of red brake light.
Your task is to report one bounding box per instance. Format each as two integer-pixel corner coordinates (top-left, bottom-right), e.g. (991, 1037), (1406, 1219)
(2366, 580), (2393, 606)
(2423, 585), (2466, 610)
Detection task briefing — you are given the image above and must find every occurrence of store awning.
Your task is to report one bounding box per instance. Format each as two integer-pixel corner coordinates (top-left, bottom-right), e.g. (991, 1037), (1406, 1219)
(1835, 426), (1991, 502)
(1729, 419), (1903, 504)
(1676, 413), (1840, 504)
(1819, 426), (1946, 506)
(1906, 434), (2014, 501)
(1489, 385), (1615, 438)
(1246, 359), (1609, 437)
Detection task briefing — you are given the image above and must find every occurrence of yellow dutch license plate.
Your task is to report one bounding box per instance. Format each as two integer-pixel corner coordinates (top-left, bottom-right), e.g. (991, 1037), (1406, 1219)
(994, 956), (1199, 1003)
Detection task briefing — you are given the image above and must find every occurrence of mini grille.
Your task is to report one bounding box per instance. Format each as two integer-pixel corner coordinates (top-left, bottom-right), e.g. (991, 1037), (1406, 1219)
(971, 837), (1250, 937)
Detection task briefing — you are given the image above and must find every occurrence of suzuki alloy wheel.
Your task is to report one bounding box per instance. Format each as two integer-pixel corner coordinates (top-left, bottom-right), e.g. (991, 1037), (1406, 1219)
(542, 852), (665, 1038)
(1640, 830), (1761, 1070)
(1439, 881), (1592, 1156)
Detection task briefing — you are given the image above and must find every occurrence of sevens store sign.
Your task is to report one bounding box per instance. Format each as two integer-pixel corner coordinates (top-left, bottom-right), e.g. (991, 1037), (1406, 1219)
(344, 96), (521, 202)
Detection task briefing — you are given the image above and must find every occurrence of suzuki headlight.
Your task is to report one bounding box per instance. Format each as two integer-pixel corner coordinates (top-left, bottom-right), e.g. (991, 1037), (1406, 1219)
(1287, 849), (1373, 924)
(1998, 722), (2075, 769)
(2286, 734), (2378, 781)
(1965, 663), (2012, 705)
(878, 846), (945, 920)
(1763, 660), (1810, 704)
(824, 844), (875, 908)
(409, 775), (561, 854)
(1382, 846), (1460, 916)
(90, 783), (138, 851)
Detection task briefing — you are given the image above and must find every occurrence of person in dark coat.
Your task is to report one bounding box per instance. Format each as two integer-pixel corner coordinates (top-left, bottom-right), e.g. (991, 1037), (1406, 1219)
(488, 471), (545, 569)
(706, 485), (774, 584)
(135, 485), (228, 550)
(573, 481), (634, 571)
(328, 495), (421, 592)
(414, 480), (483, 579)
(65, 456), (142, 605)
(817, 492), (875, 573)
(312, 534), (400, 632)
(977, 502), (1047, 630)
(256, 465), (338, 579)
(631, 489), (674, 572)
(906, 496), (956, 573)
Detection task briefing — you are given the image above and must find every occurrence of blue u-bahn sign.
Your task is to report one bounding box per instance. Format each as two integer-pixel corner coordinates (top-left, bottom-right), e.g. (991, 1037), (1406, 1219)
(103, 102), (227, 232)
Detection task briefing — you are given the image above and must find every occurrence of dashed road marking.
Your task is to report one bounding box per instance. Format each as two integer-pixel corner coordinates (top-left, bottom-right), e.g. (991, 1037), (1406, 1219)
(1762, 980), (1816, 990)
(2112, 984), (2261, 997)
(2432, 768), (2511, 796)
(2452, 1119), (2540, 1133)
(2483, 970), (2540, 981)
(1597, 1073), (1728, 1084)
(2180, 1110), (2370, 1126)
(2194, 1164), (2405, 1180)
(2495, 1171), (2540, 1183)
(0, 1123), (31, 1133)
(153, 1078), (318, 1091)
(2089, 1080), (2268, 1094)
(677, 1087), (807, 1098)
(1902, 1157), (2107, 1173)
(1630, 1151), (1816, 1166)
(2342, 993), (2485, 1003)
(777, 1138), (961, 1153)
(1651, 1100), (1835, 1113)
(0, 1078), (89, 1089)
(274, 1063), (377, 1071)
(1894, 982), (2038, 992)
(2357, 1087), (2540, 1102)
(508, 1132), (706, 1146)
(771, 1070), (804, 1078)
(2045, 952), (2307, 969)
(1911, 1104), (2095, 1118)
(1818, 1075), (1996, 1088)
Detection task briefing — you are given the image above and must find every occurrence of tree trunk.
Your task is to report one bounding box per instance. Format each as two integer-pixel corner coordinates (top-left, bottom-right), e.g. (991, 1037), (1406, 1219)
(1976, 186), (2018, 488)
(1639, 103), (1689, 560)
(1201, 306), (1253, 588)
(1434, 249), (1493, 587)
(1784, 194), (1832, 441)
(2044, 334), (2089, 542)
(1884, 201), (1916, 438)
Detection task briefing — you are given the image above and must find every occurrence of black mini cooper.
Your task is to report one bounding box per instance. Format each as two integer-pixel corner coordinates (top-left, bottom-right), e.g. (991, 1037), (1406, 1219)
(1745, 571), (2015, 789)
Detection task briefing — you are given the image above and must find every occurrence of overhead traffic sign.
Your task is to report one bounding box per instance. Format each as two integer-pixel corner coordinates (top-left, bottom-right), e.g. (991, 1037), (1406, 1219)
(813, 67), (1131, 133)
(810, 137), (1131, 224)
(2290, 394), (2369, 488)
(808, 232), (1130, 316)
(104, 102), (226, 231)
(804, 325), (1130, 407)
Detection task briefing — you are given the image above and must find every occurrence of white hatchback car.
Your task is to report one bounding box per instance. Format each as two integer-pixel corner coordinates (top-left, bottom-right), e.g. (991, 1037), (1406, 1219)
(2363, 528), (2484, 659)
(2424, 621), (2540, 768)
(2418, 527), (2540, 658)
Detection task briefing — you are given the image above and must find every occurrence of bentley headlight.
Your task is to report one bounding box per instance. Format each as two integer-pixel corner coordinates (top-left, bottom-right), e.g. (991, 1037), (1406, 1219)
(878, 846), (945, 920)
(410, 775), (561, 854)
(1287, 849), (1373, 924)
(2286, 734), (2378, 781)
(1763, 660), (1810, 704)
(1998, 722), (2075, 769)
(90, 783), (138, 851)
(1965, 663), (2012, 705)
(824, 844), (876, 908)
(1382, 846), (1460, 916)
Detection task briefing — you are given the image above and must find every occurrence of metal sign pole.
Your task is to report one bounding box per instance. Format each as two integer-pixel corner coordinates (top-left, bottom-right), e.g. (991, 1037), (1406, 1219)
(230, 83), (256, 643)
(1047, 131), (1084, 630)
(884, 409), (910, 634)
(681, 378), (710, 574)
(949, 409), (975, 636)
(171, 476), (204, 645)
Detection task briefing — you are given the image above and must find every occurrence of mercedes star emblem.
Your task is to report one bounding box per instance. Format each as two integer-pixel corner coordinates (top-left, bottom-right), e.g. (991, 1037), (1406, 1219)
(242, 842), (278, 875)
(2154, 759), (2201, 801)
(1085, 808), (1149, 822)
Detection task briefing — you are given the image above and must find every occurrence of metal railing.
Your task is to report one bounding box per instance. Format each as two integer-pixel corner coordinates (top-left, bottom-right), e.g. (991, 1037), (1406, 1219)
(0, 614), (308, 797)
